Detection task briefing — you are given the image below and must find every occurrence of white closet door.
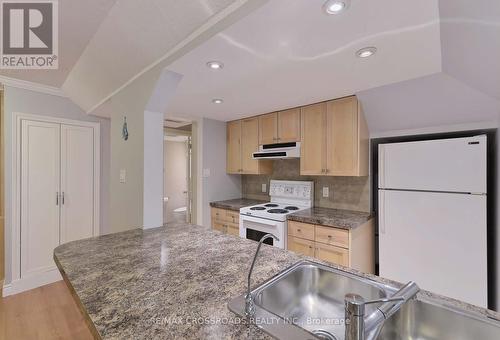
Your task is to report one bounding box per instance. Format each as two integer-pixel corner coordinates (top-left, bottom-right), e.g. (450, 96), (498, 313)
(60, 124), (94, 243)
(21, 120), (61, 278)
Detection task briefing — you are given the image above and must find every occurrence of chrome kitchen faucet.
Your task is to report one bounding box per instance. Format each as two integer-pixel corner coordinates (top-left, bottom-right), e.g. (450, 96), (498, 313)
(245, 233), (279, 318)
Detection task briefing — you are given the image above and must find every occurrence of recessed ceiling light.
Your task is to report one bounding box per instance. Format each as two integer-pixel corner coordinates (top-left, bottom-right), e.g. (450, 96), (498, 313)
(323, 0), (350, 15)
(212, 99), (224, 104)
(206, 61), (224, 70)
(356, 47), (377, 58)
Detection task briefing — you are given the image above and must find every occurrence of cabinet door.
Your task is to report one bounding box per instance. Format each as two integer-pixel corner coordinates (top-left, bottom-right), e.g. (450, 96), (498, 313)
(259, 112), (278, 145)
(278, 108), (300, 143)
(226, 222), (239, 236)
(300, 103), (326, 175)
(241, 118), (260, 174)
(21, 120), (61, 278)
(288, 236), (315, 257)
(326, 97), (359, 176)
(316, 243), (349, 267)
(226, 120), (241, 174)
(60, 125), (95, 244)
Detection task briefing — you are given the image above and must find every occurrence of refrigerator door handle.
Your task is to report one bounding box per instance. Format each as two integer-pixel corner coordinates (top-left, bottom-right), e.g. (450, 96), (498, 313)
(379, 145), (385, 188)
(379, 190), (386, 234)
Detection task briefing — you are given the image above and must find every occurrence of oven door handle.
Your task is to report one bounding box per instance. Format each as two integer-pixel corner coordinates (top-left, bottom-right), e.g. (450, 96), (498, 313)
(240, 214), (280, 227)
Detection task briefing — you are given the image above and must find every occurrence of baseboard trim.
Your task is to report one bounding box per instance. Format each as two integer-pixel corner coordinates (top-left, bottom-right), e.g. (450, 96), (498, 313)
(3, 268), (62, 296)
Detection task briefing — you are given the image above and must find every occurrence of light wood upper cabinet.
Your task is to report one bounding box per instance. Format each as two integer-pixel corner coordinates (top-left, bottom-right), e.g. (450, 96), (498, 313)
(241, 118), (260, 174)
(278, 108), (301, 143)
(259, 113), (278, 145)
(259, 109), (301, 145)
(227, 95), (368, 177)
(227, 118), (272, 175)
(226, 120), (241, 174)
(300, 96), (368, 177)
(300, 102), (326, 175)
(326, 96), (368, 176)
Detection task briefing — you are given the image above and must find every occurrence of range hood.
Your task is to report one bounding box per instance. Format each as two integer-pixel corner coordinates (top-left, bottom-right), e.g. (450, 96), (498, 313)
(253, 142), (301, 159)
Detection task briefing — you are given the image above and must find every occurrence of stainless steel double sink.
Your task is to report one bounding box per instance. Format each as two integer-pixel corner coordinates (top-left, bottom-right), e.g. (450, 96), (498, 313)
(228, 260), (500, 340)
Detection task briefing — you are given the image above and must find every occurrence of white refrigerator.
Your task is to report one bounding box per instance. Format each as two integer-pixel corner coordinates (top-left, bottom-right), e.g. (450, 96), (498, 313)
(378, 135), (488, 307)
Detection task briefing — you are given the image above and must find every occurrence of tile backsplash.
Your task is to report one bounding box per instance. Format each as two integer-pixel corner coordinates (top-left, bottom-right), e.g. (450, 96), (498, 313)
(242, 159), (371, 212)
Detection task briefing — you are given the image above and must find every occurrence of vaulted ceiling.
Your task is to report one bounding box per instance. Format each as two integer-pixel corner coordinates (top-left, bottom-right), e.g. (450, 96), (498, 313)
(0, 0), (498, 134)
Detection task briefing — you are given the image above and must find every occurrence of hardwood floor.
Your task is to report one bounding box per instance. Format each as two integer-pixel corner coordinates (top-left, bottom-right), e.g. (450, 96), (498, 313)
(0, 280), (94, 340)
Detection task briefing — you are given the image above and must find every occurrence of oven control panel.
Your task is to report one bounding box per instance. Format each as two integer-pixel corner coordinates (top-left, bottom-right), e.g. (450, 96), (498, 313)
(269, 180), (313, 201)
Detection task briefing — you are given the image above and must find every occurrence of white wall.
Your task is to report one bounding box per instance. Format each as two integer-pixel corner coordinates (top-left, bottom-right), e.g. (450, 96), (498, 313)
(197, 118), (241, 227)
(143, 110), (164, 229)
(2, 86), (111, 285)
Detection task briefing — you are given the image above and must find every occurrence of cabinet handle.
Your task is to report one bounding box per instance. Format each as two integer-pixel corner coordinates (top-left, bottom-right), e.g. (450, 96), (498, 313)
(309, 245), (313, 249)
(56, 192), (59, 206)
(61, 192), (65, 205)
(328, 235), (333, 239)
(297, 228), (301, 232)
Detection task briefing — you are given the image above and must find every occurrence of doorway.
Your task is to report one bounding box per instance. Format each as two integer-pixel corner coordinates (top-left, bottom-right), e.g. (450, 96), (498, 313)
(164, 126), (192, 224)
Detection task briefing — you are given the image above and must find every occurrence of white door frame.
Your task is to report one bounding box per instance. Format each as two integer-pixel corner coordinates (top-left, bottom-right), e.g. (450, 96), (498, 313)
(8, 112), (100, 293)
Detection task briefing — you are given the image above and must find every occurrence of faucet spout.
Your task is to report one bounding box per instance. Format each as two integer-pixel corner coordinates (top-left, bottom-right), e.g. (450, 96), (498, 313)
(345, 281), (420, 340)
(245, 233), (279, 318)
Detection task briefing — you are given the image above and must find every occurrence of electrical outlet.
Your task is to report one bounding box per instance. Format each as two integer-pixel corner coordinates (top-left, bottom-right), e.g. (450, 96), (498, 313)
(262, 183), (267, 193)
(322, 186), (329, 198)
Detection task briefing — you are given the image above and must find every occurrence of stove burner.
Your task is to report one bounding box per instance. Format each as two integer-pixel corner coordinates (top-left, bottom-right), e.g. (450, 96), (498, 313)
(285, 206), (299, 210)
(265, 203), (279, 207)
(268, 209), (289, 214)
(250, 206), (266, 211)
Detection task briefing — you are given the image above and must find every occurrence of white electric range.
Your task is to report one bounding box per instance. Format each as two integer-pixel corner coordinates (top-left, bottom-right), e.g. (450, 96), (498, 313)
(239, 180), (314, 249)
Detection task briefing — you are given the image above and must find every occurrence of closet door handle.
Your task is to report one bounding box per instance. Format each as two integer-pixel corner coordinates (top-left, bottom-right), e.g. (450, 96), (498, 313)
(56, 192), (59, 206)
(61, 192), (65, 205)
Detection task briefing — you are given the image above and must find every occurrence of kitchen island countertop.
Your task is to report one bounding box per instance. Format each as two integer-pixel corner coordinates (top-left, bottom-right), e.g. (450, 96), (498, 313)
(54, 223), (500, 339)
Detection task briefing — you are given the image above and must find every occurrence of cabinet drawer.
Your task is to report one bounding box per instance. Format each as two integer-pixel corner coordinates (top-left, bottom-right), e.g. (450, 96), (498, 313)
(288, 221), (315, 241)
(225, 210), (240, 224)
(315, 225), (349, 249)
(212, 208), (224, 221)
(213, 221), (225, 232)
(288, 236), (315, 257)
(316, 243), (349, 267)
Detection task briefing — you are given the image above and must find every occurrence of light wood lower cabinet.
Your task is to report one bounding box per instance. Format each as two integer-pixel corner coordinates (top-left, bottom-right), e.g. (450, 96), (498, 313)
(211, 207), (240, 236)
(287, 219), (374, 273)
(315, 243), (349, 267)
(288, 236), (315, 257)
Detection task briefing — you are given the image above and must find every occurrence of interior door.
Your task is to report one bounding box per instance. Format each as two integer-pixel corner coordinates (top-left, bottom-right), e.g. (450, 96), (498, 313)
(300, 102), (326, 175)
(21, 120), (61, 278)
(379, 189), (487, 307)
(60, 124), (94, 243)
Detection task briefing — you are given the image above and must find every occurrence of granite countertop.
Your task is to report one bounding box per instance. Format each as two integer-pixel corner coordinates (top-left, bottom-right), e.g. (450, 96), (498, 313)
(209, 198), (266, 211)
(287, 207), (373, 229)
(54, 223), (500, 339)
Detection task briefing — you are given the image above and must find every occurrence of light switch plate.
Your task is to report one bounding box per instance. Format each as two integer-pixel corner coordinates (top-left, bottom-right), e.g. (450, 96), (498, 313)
(119, 169), (126, 183)
(322, 186), (329, 198)
(202, 168), (211, 178)
(262, 183), (267, 193)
